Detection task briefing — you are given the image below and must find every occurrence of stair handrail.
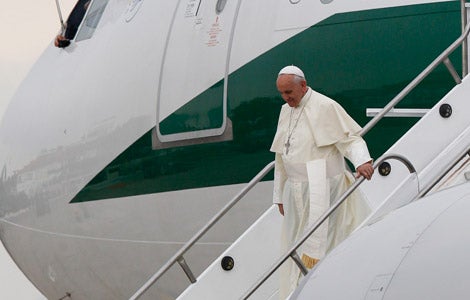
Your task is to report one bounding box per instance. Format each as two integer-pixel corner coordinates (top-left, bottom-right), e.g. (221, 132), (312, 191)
(417, 147), (470, 199)
(460, 0), (468, 76)
(242, 154), (416, 299)
(129, 161), (275, 300)
(360, 23), (470, 137)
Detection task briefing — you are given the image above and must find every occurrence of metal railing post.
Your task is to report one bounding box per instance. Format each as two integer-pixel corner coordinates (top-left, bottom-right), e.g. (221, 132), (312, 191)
(443, 58), (462, 84)
(462, 0), (468, 77)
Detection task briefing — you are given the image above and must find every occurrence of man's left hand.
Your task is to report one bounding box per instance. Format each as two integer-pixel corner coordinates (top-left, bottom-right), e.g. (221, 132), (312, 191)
(356, 162), (374, 180)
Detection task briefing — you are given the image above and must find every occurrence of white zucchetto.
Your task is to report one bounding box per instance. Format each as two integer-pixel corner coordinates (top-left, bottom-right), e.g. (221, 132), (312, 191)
(278, 65), (305, 78)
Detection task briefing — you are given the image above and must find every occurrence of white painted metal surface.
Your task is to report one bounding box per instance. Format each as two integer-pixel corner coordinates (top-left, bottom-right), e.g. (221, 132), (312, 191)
(177, 207), (282, 300)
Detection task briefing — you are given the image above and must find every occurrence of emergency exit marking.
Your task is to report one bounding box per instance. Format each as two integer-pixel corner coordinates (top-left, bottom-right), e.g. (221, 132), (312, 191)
(206, 16), (222, 47)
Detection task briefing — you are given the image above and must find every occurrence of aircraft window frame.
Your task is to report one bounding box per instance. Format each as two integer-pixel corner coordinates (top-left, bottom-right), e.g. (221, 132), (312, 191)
(75, 0), (110, 42)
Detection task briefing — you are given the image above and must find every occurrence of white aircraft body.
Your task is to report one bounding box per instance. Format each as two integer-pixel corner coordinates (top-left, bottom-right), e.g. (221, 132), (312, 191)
(1, 0), (469, 299)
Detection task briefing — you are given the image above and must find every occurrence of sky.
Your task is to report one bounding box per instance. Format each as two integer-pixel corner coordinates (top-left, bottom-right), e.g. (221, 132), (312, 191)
(0, 1), (75, 118)
(0, 1), (75, 298)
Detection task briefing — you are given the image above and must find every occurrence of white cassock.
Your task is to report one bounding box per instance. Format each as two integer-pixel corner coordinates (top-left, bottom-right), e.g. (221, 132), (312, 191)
(270, 87), (372, 299)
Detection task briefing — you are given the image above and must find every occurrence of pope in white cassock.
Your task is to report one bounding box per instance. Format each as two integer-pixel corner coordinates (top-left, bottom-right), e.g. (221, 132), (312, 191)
(271, 66), (374, 299)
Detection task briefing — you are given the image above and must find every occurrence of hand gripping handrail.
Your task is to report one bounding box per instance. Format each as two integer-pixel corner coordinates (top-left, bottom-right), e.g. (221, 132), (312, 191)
(242, 154), (416, 299)
(129, 161), (275, 300)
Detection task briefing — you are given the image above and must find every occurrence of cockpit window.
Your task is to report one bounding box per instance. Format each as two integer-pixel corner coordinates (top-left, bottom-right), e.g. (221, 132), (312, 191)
(63, 0), (91, 40)
(75, 0), (109, 42)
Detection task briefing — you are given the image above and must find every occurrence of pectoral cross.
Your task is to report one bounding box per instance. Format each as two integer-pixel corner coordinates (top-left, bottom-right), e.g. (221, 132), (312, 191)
(285, 138), (291, 155)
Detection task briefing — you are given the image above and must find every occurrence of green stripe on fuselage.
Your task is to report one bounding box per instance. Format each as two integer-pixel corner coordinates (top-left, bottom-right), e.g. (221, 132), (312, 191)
(71, 2), (461, 203)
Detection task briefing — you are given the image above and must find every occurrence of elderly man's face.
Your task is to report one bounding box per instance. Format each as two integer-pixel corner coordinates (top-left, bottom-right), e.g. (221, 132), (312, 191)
(276, 75), (307, 107)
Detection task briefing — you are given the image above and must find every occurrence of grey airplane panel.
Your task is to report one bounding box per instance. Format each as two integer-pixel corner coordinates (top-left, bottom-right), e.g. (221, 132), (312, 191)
(383, 191), (470, 299)
(291, 182), (470, 300)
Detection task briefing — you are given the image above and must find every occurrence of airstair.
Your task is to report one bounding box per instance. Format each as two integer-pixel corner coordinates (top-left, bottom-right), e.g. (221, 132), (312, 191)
(130, 4), (470, 300)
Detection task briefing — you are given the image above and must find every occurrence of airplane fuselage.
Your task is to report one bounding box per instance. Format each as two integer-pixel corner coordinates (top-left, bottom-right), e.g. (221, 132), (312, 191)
(0, 0), (464, 298)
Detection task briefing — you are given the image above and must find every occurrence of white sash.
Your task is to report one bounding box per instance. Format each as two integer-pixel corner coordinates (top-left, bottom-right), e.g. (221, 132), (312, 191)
(303, 159), (330, 259)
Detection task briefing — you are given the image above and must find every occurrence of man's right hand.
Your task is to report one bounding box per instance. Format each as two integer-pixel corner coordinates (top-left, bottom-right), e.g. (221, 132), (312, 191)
(54, 35), (70, 48)
(277, 204), (284, 216)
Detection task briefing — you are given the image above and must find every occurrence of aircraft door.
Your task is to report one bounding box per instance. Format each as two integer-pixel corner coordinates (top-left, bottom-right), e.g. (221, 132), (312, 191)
(154, 0), (239, 149)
